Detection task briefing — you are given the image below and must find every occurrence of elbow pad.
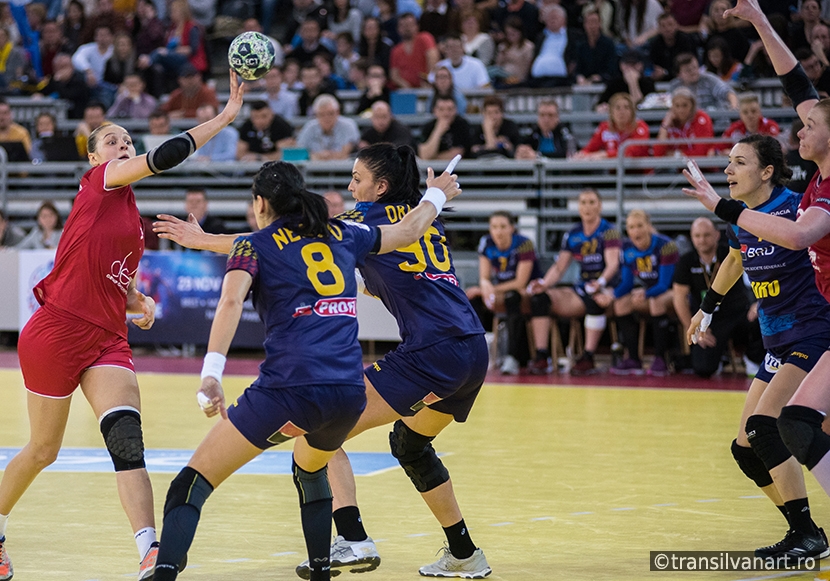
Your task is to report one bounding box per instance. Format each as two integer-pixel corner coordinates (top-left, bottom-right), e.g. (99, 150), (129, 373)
(146, 132), (197, 174)
(779, 63), (819, 109)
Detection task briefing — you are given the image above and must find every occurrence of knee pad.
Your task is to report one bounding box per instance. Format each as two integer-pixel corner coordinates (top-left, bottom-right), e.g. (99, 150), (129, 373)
(746, 414), (792, 471)
(292, 461), (332, 505)
(730, 439), (773, 488)
(778, 405), (830, 470)
(584, 314), (606, 331)
(503, 291), (522, 313)
(530, 292), (551, 317)
(389, 420), (449, 493)
(163, 466), (214, 518)
(100, 407), (145, 472)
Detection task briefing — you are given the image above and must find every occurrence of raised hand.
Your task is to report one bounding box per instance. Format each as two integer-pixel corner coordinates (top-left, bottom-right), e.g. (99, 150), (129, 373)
(723, 0), (765, 25)
(681, 159), (723, 212)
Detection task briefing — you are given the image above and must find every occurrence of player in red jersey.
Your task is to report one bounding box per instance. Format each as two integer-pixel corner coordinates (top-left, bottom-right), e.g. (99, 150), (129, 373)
(0, 72), (246, 581)
(682, 0), (830, 544)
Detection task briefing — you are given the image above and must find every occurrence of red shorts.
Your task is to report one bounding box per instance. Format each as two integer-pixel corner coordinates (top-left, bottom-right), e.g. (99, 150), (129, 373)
(18, 304), (135, 398)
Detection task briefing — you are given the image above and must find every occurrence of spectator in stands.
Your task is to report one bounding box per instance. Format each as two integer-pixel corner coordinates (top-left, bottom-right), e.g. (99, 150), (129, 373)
(704, 36), (743, 82)
(669, 52), (739, 110)
(722, 93), (780, 143)
(650, 12), (699, 81)
(669, 0), (709, 33)
(262, 66), (300, 120)
(359, 101), (414, 148)
(515, 99), (572, 159)
(62, 0), (85, 53)
(0, 98), (32, 156)
(347, 57), (370, 91)
(38, 21), (71, 79)
(574, 7), (617, 85)
(0, 209), (25, 248)
(296, 94), (360, 160)
(654, 87), (715, 157)
(356, 64), (390, 113)
(419, 93), (471, 159)
(323, 190), (346, 217)
(73, 101), (106, 158)
(106, 73), (157, 119)
(810, 22), (830, 67)
(183, 188), (226, 235)
(147, 108), (171, 135)
(241, 18), (284, 68)
(333, 32), (359, 81)
(790, 0), (822, 52)
(133, 0), (166, 59)
(672, 217), (763, 378)
(282, 0), (329, 48)
(390, 12), (440, 88)
(80, 0), (127, 45)
(492, 16), (535, 87)
(160, 63), (219, 119)
(192, 104), (238, 162)
(39, 52), (91, 119)
(0, 27), (30, 94)
(315, 52), (350, 90)
(237, 100), (296, 162)
(376, 0), (400, 43)
(427, 65), (468, 113)
(420, 0), (456, 40)
(283, 58), (303, 90)
(493, 0), (540, 43)
(102, 31), (137, 92)
(298, 64), (337, 115)
(574, 92), (650, 159)
(288, 18), (334, 67)
(430, 33), (490, 89)
(700, 0), (750, 63)
(595, 49), (655, 110)
(796, 47), (830, 95)
(529, 5), (576, 88)
(461, 9), (495, 65)
(30, 112), (57, 163)
(358, 16), (392, 70)
(327, 0), (363, 44)
(618, 0), (662, 48)
(785, 118), (818, 194)
(17, 201), (63, 249)
(471, 95), (521, 158)
(71, 24), (115, 106)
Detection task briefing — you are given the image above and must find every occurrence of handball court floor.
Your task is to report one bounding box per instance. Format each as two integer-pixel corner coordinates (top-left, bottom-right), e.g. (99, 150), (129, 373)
(2, 349), (830, 581)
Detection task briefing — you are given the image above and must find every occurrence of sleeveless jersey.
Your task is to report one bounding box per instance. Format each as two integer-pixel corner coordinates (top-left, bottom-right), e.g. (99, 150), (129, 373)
(478, 232), (543, 283)
(33, 161), (144, 338)
(799, 172), (830, 302)
(227, 217), (380, 389)
(340, 202), (483, 352)
(614, 233), (679, 298)
(729, 186), (830, 349)
(561, 218), (622, 283)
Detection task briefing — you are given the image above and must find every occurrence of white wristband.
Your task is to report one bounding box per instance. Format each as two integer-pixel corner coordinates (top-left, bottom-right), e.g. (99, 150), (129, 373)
(201, 352), (226, 382)
(596, 276), (607, 288)
(422, 187), (447, 215)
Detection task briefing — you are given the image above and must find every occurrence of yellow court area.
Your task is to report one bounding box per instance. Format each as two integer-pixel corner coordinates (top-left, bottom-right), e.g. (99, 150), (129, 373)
(1, 367), (829, 581)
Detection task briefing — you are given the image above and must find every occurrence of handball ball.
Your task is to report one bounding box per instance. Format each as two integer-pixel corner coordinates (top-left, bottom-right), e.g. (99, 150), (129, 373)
(228, 31), (276, 81)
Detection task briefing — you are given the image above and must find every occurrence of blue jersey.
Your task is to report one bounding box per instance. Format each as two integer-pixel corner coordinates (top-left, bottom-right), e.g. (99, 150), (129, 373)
(339, 202), (483, 352)
(478, 232), (543, 283)
(614, 233), (679, 298)
(728, 186), (830, 350)
(226, 217), (380, 389)
(561, 219), (622, 283)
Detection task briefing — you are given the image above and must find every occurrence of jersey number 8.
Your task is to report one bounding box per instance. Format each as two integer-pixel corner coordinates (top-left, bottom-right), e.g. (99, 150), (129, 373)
(302, 242), (346, 295)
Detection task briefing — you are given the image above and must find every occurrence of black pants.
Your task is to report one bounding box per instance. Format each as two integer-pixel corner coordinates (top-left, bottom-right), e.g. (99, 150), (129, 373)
(692, 310), (764, 378)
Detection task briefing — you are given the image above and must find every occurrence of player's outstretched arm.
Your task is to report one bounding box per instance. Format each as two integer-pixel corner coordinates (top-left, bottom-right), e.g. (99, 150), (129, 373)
(153, 213), (247, 254)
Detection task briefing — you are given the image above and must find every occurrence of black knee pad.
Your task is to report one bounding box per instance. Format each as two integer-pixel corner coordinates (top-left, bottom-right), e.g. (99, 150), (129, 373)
(100, 408), (145, 471)
(389, 420), (449, 493)
(503, 291), (522, 314)
(292, 461), (333, 505)
(778, 405), (830, 470)
(731, 439), (773, 488)
(746, 414), (792, 471)
(530, 292), (551, 317)
(163, 466), (214, 518)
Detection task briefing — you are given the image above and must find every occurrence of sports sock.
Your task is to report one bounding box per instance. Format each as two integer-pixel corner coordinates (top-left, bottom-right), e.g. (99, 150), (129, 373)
(784, 498), (816, 535)
(0, 513), (7, 539)
(444, 519), (476, 560)
(333, 506), (368, 542)
(535, 348), (550, 361)
(651, 315), (670, 359)
(155, 505), (200, 581)
(135, 526), (157, 560)
(616, 314), (639, 361)
(776, 504), (790, 526)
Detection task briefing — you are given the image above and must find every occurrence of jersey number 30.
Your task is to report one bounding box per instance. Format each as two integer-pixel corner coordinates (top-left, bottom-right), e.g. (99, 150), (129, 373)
(302, 242), (345, 295)
(397, 226), (451, 273)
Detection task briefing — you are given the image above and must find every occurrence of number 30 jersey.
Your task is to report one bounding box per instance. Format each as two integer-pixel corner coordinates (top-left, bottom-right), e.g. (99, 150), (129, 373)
(227, 216), (380, 389)
(341, 202), (484, 352)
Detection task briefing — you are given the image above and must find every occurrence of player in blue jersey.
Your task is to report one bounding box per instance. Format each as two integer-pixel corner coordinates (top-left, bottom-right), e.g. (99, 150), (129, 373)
(686, 135), (830, 561)
(527, 188), (621, 375)
(152, 145), (491, 579)
(599, 210), (678, 376)
(150, 160), (462, 581)
(467, 211), (550, 375)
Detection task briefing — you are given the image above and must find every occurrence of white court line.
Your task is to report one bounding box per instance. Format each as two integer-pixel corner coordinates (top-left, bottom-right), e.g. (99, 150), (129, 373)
(611, 507), (636, 511)
(740, 495), (766, 499)
(530, 516), (555, 521)
(272, 552), (298, 557)
(490, 522), (513, 526)
(730, 567), (826, 581)
(696, 499), (722, 503)
(407, 533), (430, 537)
(223, 558), (251, 563)
(570, 511), (594, 515)
(652, 503), (678, 507)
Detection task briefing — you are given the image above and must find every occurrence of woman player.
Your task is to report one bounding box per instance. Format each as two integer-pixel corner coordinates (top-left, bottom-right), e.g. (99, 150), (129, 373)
(151, 160), (461, 581)
(152, 144), (491, 579)
(687, 135), (830, 560)
(0, 71), (245, 581)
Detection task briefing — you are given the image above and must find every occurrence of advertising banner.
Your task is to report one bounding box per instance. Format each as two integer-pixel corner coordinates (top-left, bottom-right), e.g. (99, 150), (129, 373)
(17, 249), (56, 330)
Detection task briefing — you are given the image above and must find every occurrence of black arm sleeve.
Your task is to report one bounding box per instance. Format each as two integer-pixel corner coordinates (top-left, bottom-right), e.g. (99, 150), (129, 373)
(146, 132), (197, 174)
(779, 63), (820, 110)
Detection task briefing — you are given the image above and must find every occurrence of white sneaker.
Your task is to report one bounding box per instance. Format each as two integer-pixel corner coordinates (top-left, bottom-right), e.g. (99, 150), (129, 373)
(419, 546), (491, 578)
(499, 355), (519, 375)
(744, 355), (760, 378)
(295, 536), (380, 579)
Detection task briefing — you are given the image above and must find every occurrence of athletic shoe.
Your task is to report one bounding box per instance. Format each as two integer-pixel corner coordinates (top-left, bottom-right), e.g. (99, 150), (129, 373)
(647, 356), (669, 377)
(0, 537), (12, 581)
(570, 352), (596, 376)
(296, 536), (380, 579)
(744, 355), (760, 378)
(755, 529), (795, 559)
(527, 355), (551, 375)
(609, 358), (643, 376)
(138, 542), (159, 581)
(499, 355), (519, 375)
(757, 529), (830, 561)
(419, 545), (491, 579)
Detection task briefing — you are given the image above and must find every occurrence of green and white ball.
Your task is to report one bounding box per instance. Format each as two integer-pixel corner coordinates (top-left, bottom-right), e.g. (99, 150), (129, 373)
(228, 31), (276, 81)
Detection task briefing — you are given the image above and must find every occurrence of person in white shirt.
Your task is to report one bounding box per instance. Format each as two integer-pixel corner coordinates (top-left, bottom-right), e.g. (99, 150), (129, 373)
(529, 5), (574, 88)
(429, 33), (490, 89)
(71, 24), (115, 105)
(261, 66), (300, 119)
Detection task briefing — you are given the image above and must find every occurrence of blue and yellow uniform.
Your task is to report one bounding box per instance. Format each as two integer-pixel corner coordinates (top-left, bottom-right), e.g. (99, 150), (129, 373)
(224, 216), (381, 451)
(340, 202), (487, 422)
(727, 186), (830, 382)
(614, 234), (679, 299)
(478, 232), (544, 284)
(562, 219), (622, 284)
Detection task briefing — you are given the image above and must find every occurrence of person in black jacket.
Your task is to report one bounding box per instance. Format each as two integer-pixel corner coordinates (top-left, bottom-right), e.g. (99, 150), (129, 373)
(515, 100), (573, 159)
(528, 5), (580, 88)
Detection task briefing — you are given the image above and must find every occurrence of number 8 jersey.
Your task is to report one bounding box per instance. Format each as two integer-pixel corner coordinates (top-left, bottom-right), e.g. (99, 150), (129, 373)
(341, 202), (484, 352)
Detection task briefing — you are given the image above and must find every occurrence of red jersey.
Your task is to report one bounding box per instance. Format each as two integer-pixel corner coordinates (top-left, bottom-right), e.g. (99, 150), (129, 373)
(34, 161), (144, 338)
(723, 117), (780, 140)
(581, 119), (650, 158)
(800, 172), (830, 302)
(390, 32), (436, 88)
(654, 110), (714, 157)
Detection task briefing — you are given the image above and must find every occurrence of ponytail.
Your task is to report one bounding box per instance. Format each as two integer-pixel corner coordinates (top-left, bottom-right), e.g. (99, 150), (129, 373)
(356, 143), (422, 207)
(252, 161), (330, 238)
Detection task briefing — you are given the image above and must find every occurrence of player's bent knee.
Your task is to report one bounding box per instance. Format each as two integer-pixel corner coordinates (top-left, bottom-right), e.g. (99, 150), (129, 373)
(163, 466), (214, 517)
(746, 414), (792, 471)
(389, 420), (449, 493)
(100, 407), (145, 471)
(530, 293), (551, 317)
(730, 439), (773, 488)
(778, 405), (830, 470)
(584, 314), (606, 331)
(292, 461), (332, 505)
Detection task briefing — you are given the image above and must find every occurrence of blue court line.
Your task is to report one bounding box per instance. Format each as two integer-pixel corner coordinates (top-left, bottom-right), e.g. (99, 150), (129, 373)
(0, 448), (399, 476)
